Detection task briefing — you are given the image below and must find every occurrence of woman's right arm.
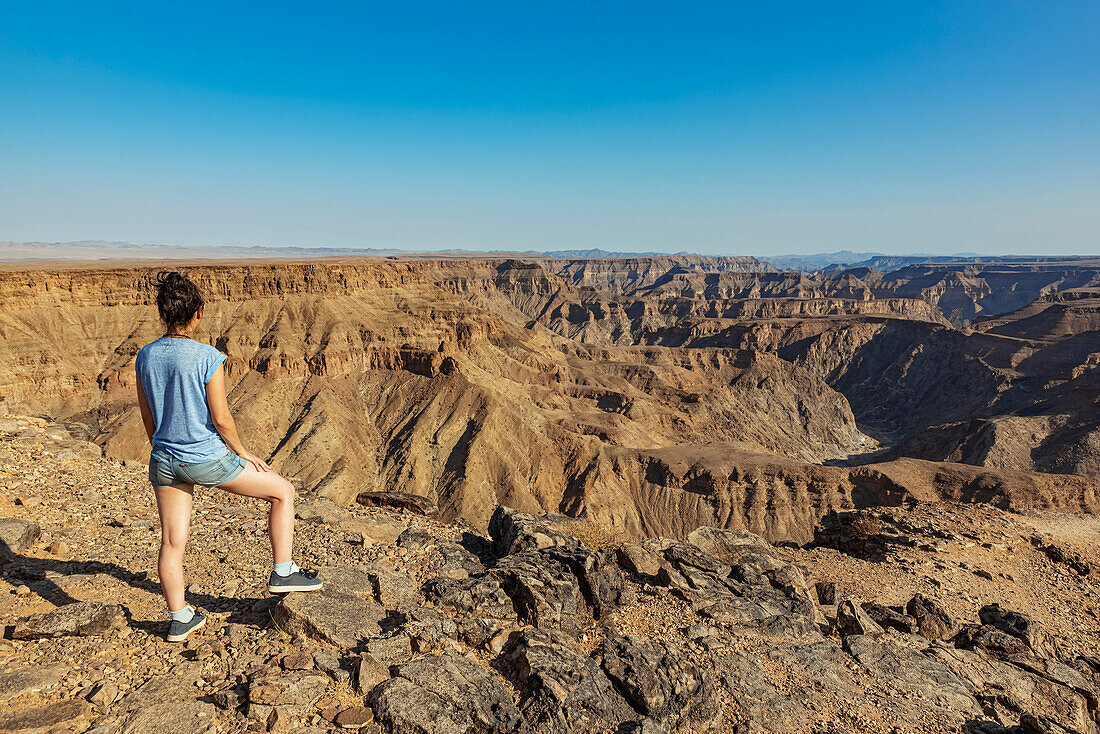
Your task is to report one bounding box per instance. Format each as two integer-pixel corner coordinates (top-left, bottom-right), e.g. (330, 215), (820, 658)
(136, 379), (156, 444)
(205, 365), (271, 473)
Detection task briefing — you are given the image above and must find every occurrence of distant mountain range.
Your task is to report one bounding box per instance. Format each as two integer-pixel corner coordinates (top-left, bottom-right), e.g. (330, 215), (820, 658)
(2, 241), (1092, 270)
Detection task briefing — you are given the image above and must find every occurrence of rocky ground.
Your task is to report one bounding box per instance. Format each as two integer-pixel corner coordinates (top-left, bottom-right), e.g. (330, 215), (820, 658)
(1, 414), (1099, 734)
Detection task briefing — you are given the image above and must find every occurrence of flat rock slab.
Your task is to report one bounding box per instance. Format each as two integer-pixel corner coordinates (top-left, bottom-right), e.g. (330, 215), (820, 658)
(0, 665), (65, 702)
(844, 634), (981, 721)
(370, 677), (475, 733)
(0, 698), (91, 733)
(338, 518), (407, 545)
(390, 653), (526, 733)
(0, 517), (40, 557)
(13, 601), (126, 639)
(122, 701), (220, 734)
(273, 589), (386, 649)
(296, 497), (354, 525)
(356, 491), (437, 516)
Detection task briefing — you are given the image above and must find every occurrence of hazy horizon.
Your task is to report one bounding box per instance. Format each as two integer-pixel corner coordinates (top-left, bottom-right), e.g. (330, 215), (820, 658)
(2, 3), (1098, 255)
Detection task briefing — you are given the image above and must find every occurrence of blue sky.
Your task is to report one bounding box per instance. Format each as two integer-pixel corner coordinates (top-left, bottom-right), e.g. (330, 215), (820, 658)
(1, 2), (1097, 255)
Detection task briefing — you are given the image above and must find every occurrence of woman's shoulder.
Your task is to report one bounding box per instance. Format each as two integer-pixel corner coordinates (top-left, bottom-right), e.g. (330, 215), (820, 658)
(135, 338), (163, 364)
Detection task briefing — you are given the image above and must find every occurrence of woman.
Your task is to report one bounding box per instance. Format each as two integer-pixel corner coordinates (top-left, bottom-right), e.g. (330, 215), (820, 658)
(136, 271), (321, 643)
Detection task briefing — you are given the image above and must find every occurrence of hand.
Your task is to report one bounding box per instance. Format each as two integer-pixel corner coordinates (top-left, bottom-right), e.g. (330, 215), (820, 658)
(240, 451), (271, 473)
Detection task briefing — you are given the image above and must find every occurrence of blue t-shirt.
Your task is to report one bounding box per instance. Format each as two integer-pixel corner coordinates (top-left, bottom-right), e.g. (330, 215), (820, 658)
(135, 337), (229, 462)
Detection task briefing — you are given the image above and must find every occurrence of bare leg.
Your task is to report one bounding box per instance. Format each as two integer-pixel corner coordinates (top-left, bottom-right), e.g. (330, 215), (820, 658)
(218, 463), (295, 565)
(154, 483), (195, 611)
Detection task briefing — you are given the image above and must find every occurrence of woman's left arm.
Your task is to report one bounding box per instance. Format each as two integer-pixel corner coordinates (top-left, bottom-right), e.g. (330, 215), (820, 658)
(136, 378), (156, 444)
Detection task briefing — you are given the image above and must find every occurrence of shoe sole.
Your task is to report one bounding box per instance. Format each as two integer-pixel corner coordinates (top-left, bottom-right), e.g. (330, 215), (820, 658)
(268, 582), (324, 593)
(167, 615), (206, 643)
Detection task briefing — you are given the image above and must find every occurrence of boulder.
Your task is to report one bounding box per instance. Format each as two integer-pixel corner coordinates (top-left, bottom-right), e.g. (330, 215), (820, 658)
(122, 701), (221, 734)
(661, 542), (730, 576)
(861, 603), (916, 634)
(13, 601), (126, 639)
(929, 645), (1096, 733)
(598, 635), (720, 731)
(715, 640), (859, 732)
(616, 543), (662, 577)
(365, 634), (414, 666)
(685, 526), (771, 565)
(541, 546), (623, 619)
(435, 542), (486, 576)
(906, 594), (956, 640)
(836, 599), (884, 638)
(0, 517), (40, 557)
(978, 604), (1054, 656)
(815, 581), (838, 606)
(355, 653), (390, 695)
(116, 666), (222, 734)
(397, 526), (434, 551)
(272, 589), (386, 649)
(504, 629), (634, 733)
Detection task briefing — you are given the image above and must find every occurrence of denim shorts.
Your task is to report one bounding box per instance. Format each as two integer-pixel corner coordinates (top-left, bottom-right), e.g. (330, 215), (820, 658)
(149, 449), (246, 488)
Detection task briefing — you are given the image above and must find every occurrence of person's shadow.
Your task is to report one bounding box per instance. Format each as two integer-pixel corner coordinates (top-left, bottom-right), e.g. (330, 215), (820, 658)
(1, 541), (274, 637)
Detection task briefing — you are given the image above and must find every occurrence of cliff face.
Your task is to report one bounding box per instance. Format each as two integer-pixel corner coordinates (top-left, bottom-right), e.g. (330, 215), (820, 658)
(2, 257), (1099, 542)
(0, 260), (873, 539)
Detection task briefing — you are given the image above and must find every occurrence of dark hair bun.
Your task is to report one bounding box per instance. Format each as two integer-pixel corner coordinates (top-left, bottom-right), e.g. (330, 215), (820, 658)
(154, 271), (204, 330)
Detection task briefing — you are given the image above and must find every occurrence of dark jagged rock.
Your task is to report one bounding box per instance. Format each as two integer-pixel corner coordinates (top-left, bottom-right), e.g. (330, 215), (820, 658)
(836, 599), (884, 637)
(390, 653), (527, 733)
(397, 526), (434, 551)
(356, 491), (437, 516)
(662, 542), (730, 576)
(861, 602), (916, 634)
(979, 604), (1055, 657)
(504, 629), (634, 733)
(492, 552), (584, 637)
(598, 635), (720, 732)
(12, 601), (126, 639)
(423, 574), (518, 622)
(907, 593), (956, 640)
(954, 624), (1032, 657)
(1032, 537), (1092, 576)
(815, 581), (838, 605)
(435, 542), (487, 576)
(488, 506), (580, 557)
(541, 546), (623, 619)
